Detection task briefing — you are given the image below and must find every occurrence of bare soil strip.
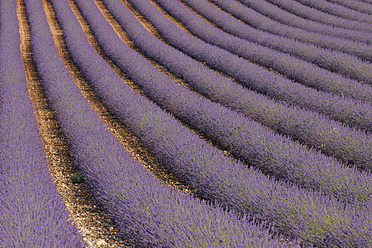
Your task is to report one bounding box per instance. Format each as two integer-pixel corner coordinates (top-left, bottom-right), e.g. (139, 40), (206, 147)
(17, 0), (130, 247)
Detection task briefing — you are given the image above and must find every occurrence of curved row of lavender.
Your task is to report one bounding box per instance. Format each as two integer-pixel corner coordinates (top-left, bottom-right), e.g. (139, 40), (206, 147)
(181, 0), (372, 87)
(125, 0), (372, 135)
(97, 0), (372, 174)
(101, 0), (372, 172)
(360, 0), (372, 5)
(158, 0), (372, 96)
(234, 0), (372, 43)
(49, 0), (372, 246)
(326, 0), (372, 14)
(23, 0), (287, 246)
(260, 0), (372, 30)
(209, 0), (372, 58)
(0, 0), (84, 246)
(289, 0), (372, 22)
(75, 0), (372, 206)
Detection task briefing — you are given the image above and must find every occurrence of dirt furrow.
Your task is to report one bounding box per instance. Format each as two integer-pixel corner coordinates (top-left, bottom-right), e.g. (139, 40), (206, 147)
(17, 0), (128, 247)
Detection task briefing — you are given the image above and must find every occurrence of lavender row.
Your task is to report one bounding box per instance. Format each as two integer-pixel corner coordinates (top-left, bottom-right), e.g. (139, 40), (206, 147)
(325, 0), (372, 14)
(261, 0), (372, 30)
(173, 0), (372, 96)
(24, 0), (287, 246)
(235, 0), (372, 43)
(358, 0), (372, 5)
(101, 0), (372, 175)
(209, 0), (372, 60)
(50, 0), (372, 246)
(128, 0), (372, 134)
(0, 0), (83, 246)
(289, 0), (372, 22)
(68, 0), (372, 215)
(80, 0), (372, 205)
(77, 0), (372, 208)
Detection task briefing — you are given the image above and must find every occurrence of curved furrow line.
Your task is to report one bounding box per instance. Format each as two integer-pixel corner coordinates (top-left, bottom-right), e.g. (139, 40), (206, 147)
(18, 0), (132, 246)
(176, 0), (372, 96)
(47, 0), (372, 246)
(121, 0), (372, 135)
(0, 0), (83, 246)
(209, 0), (372, 50)
(288, 0), (372, 22)
(38, 0), (294, 246)
(95, 0), (372, 179)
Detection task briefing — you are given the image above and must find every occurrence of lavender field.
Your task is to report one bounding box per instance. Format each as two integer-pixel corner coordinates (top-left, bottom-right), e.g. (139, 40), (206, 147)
(1, 0), (372, 247)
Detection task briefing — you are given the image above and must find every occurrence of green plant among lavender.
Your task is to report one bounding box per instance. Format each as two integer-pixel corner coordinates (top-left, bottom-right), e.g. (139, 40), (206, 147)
(71, 171), (84, 184)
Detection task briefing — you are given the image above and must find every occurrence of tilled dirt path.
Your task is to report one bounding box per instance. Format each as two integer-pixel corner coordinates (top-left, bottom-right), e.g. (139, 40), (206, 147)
(18, 0), (130, 246)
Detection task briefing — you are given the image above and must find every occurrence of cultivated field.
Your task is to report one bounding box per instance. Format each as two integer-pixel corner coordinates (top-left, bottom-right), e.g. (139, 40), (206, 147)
(1, 0), (372, 247)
